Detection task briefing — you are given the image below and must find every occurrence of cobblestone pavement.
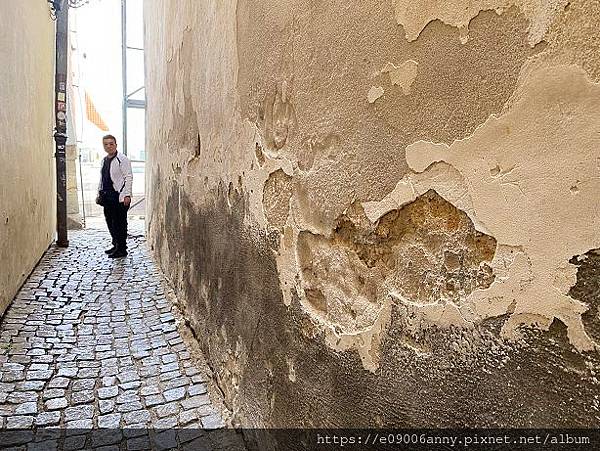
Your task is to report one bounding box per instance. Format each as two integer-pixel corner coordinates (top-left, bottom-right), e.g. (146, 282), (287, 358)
(0, 220), (246, 450)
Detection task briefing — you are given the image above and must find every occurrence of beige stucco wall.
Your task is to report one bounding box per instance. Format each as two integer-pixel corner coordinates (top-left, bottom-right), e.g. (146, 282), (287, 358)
(146, 0), (600, 436)
(0, 1), (56, 314)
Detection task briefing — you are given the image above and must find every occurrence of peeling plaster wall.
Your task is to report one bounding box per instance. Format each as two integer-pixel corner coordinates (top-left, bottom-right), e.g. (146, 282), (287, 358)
(0, 1), (55, 315)
(146, 0), (600, 436)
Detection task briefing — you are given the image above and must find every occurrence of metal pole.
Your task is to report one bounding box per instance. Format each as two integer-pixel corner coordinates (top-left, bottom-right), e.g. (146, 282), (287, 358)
(121, 0), (128, 156)
(78, 152), (86, 228)
(54, 0), (69, 247)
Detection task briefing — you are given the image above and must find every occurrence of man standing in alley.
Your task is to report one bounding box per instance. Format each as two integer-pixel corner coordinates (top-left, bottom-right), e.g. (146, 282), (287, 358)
(96, 134), (133, 258)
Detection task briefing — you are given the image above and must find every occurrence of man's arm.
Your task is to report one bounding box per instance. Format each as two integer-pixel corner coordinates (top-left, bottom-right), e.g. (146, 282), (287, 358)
(97, 160), (103, 204)
(122, 157), (134, 207)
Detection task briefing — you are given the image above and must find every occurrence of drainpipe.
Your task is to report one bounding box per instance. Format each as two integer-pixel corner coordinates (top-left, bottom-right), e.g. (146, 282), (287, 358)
(121, 0), (128, 156)
(53, 0), (69, 247)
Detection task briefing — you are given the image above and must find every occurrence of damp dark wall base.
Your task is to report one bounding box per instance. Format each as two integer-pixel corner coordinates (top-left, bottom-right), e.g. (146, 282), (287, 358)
(149, 181), (600, 438)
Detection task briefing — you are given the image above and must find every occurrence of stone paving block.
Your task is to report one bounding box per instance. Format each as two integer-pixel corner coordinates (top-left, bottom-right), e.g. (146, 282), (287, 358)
(99, 399), (115, 415)
(139, 365), (159, 377)
(15, 401), (38, 415)
(119, 356), (134, 366)
(163, 386), (185, 402)
(35, 411), (61, 426)
(4, 363), (25, 372)
(71, 390), (95, 405)
(153, 347), (170, 357)
(123, 409), (151, 425)
(178, 351), (191, 361)
(66, 419), (93, 428)
(152, 429), (178, 451)
(72, 378), (95, 391)
(201, 413), (225, 429)
(63, 435), (87, 451)
(185, 366), (201, 377)
(7, 415), (35, 428)
(181, 394), (211, 409)
(2, 370), (25, 382)
(159, 370), (182, 382)
(117, 400), (144, 413)
(33, 428), (62, 443)
(45, 397), (68, 410)
(140, 385), (160, 396)
(91, 429), (122, 447)
(32, 355), (54, 364)
(190, 374), (205, 384)
(65, 404), (94, 421)
(97, 385), (118, 399)
(143, 394), (164, 407)
(98, 413), (122, 429)
(153, 402), (180, 418)
(188, 383), (208, 396)
(116, 391), (141, 404)
(10, 355), (32, 365)
(116, 371), (139, 384)
(164, 376), (190, 390)
(7, 391), (38, 403)
(27, 439), (59, 451)
(179, 430), (207, 449)
(102, 376), (117, 387)
(99, 366), (118, 377)
(42, 388), (66, 400)
(0, 382), (16, 391)
(96, 350), (117, 360)
(119, 380), (142, 390)
(132, 350), (151, 359)
(47, 377), (69, 388)
(77, 367), (100, 378)
(179, 408), (199, 426)
(126, 436), (151, 450)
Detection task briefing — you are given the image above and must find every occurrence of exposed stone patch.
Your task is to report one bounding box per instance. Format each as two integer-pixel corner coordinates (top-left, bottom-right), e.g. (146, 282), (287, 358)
(262, 170), (293, 230)
(404, 65), (600, 350)
(296, 191), (496, 370)
(333, 191), (496, 304)
(297, 230), (383, 334)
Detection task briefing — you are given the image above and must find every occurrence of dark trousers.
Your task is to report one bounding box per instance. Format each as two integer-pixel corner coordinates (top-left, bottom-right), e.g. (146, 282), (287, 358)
(103, 202), (129, 250)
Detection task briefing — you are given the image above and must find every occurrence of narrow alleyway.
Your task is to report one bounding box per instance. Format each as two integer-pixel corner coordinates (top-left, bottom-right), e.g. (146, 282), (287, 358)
(0, 221), (246, 450)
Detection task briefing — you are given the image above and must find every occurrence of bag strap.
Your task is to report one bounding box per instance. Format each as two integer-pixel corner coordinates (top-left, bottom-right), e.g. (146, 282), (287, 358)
(114, 155), (127, 193)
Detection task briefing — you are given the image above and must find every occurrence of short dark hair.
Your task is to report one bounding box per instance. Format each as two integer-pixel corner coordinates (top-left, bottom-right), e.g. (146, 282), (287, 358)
(102, 134), (117, 144)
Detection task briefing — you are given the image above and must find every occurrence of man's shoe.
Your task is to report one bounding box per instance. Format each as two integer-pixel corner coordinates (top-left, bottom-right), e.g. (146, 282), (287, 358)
(104, 247), (117, 255)
(108, 249), (128, 258)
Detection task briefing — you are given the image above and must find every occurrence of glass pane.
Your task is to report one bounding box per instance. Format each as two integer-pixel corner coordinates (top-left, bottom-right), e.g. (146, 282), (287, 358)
(126, 48), (144, 96)
(126, 108), (146, 162)
(126, 0), (144, 49)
